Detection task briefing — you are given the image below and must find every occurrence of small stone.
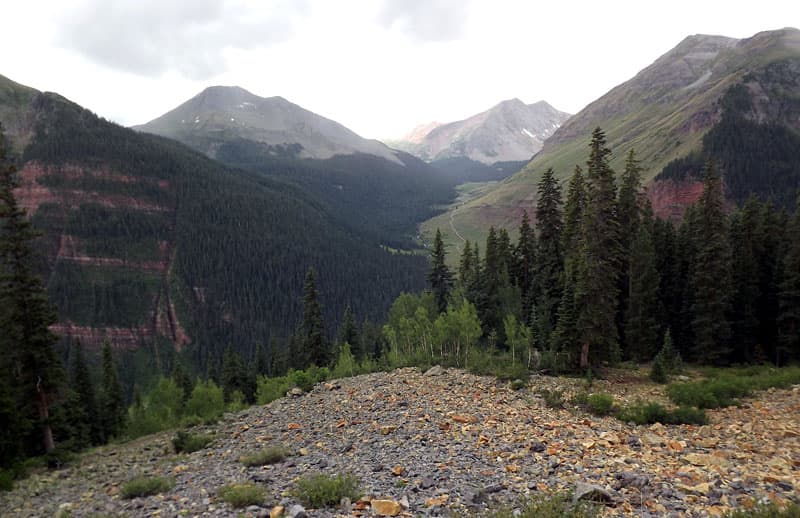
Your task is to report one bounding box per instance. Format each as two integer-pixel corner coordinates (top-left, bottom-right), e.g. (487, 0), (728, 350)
(340, 497), (352, 512)
(372, 499), (402, 516)
(399, 495), (410, 509)
(298, 447), (309, 456)
(287, 504), (307, 518)
(776, 481), (794, 492)
(420, 477), (435, 489)
(270, 506), (285, 518)
(424, 365), (444, 376)
(391, 465), (405, 476)
(288, 387), (304, 397)
(380, 425), (398, 435)
(247, 505), (262, 512)
(530, 441), (546, 453)
(574, 482), (615, 504)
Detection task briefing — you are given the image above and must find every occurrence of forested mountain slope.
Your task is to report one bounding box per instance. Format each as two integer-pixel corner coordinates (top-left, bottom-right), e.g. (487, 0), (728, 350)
(0, 75), (428, 369)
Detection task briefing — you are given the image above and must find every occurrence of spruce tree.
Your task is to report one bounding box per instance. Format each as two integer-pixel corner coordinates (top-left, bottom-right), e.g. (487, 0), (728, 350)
(0, 131), (65, 454)
(729, 196), (763, 363)
(777, 193), (800, 364)
(221, 344), (246, 403)
(99, 341), (125, 440)
(575, 128), (621, 369)
(515, 211), (537, 322)
(428, 229), (453, 314)
(70, 340), (100, 445)
(301, 268), (329, 367)
(534, 168), (563, 349)
(625, 224), (660, 361)
(690, 160), (732, 364)
(561, 165), (587, 255)
(337, 305), (361, 360)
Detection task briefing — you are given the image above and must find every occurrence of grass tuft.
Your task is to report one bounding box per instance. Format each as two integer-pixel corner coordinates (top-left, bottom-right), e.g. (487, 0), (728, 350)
(121, 476), (175, 499)
(240, 445), (290, 467)
(487, 492), (599, 518)
(616, 401), (707, 425)
(586, 393), (615, 416)
(172, 431), (215, 454)
(724, 502), (800, 517)
(218, 482), (266, 508)
(291, 473), (360, 508)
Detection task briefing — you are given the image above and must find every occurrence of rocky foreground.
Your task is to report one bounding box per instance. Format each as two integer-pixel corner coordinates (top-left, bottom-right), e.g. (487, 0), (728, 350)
(1, 367), (798, 517)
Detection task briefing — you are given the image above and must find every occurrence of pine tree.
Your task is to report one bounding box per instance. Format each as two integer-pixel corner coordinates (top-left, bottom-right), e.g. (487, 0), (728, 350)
(255, 342), (269, 376)
(0, 130), (65, 454)
(221, 344), (246, 403)
(337, 305), (361, 360)
(171, 361), (194, 406)
(301, 268), (329, 367)
(616, 150), (645, 354)
(534, 168), (563, 349)
(690, 160), (732, 364)
(70, 340), (100, 445)
(575, 128), (621, 369)
(777, 193), (800, 364)
(428, 229), (453, 314)
(99, 341), (125, 440)
(561, 165), (587, 255)
(514, 211), (537, 321)
(625, 224), (660, 361)
(729, 196), (763, 363)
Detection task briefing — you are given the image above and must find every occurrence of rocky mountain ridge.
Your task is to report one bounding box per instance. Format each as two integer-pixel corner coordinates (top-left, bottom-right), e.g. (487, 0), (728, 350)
(394, 99), (570, 164)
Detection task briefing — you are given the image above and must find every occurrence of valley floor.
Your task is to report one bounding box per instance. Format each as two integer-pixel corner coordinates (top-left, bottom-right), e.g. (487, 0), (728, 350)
(1, 367), (798, 517)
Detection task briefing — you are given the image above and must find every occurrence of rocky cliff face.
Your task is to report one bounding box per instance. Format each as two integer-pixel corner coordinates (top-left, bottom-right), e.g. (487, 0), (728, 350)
(399, 99), (570, 164)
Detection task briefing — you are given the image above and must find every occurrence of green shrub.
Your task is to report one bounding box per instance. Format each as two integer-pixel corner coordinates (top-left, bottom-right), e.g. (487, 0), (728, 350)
(617, 401), (707, 425)
(0, 469), (13, 492)
(218, 482), (266, 508)
(256, 375), (290, 405)
(184, 379), (225, 423)
(538, 389), (566, 409)
(332, 342), (358, 379)
(121, 476), (175, 499)
(586, 393), (615, 416)
(226, 390), (247, 413)
(668, 366), (800, 410)
(467, 350), (530, 381)
(724, 502), (800, 517)
(240, 445), (290, 467)
(172, 431), (215, 454)
(292, 473), (360, 508)
(649, 358), (668, 384)
(510, 379), (526, 391)
(488, 492), (598, 518)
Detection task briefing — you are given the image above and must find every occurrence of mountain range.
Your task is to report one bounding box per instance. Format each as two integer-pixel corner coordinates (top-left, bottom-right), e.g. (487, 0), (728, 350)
(391, 99), (571, 164)
(424, 27), (800, 246)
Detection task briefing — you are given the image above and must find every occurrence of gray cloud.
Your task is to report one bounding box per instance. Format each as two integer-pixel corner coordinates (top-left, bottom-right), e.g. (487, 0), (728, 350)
(57, 0), (309, 79)
(378, 0), (473, 42)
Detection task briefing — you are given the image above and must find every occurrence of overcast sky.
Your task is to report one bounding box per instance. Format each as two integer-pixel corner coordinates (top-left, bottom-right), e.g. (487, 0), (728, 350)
(2, 1), (798, 139)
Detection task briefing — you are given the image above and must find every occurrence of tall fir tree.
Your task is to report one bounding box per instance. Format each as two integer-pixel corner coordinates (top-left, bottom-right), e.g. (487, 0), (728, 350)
(301, 268), (329, 367)
(729, 196), (763, 363)
(561, 165), (587, 255)
(616, 150), (645, 354)
(625, 222), (661, 361)
(221, 344), (247, 403)
(534, 168), (563, 350)
(0, 130), (65, 454)
(777, 193), (800, 364)
(575, 127), (621, 369)
(514, 210), (537, 323)
(428, 228), (453, 314)
(70, 340), (100, 445)
(690, 160), (733, 364)
(99, 341), (125, 441)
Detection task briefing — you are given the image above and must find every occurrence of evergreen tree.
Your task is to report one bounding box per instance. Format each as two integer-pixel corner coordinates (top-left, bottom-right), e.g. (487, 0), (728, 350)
(690, 160), (732, 364)
(729, 196), (763, 363)
(301, 268), (329, 367)
(0, 131), (65, 454)
(625, 224), (660, 361)
(575, 128), (621, 369)
(171, 361), (194, 407)
(99, 341), (125, 440)
(428, 229), (453, 314)
(616, 150), (645, 354)
(561, 165), (587, 255)
(70, 341), (100, 445)
(337, 305), (361, 360)
(514, 211), (537, 321)
(534, 168), (563, 349)
(778, 194), (800, 364)
(255, 342), (269, 376)
(221, 344), (246, 403)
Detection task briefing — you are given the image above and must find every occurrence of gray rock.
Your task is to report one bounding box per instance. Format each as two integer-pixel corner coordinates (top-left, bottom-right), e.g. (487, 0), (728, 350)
(574, 482), (615, 504)
(424, 365), (444, 376)
(530, 441), (546, 453)
(288, 503), (308, 518)
(288, 387), (304, 397)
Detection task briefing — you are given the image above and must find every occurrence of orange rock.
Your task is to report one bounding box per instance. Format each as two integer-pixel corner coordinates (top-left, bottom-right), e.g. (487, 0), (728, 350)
(372, 499), (402, 516)
(380, 425), (397, 435)
(270, 505), (285, 517)
(425, 495), (449, 507)
(287, 422), (302, 430)
(452, 414), (478, 424)
(505, 464), (519, 473)
(391, 465), (405, 476)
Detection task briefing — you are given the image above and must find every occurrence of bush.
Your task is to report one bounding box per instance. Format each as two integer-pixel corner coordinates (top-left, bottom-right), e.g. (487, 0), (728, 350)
(218, 482), (266, 508)
(292, 473), (360, 508)
(240, 445), (290, 467)
(184, 379), (225, 423)
(510, 379), (526, 391)
(256, 375), (290, 405)
(667, 366), (800, 409)
(0, 469), (13, 492)
(617, 402), (707, 425)
(172, 431), (215, 454)
(586, 393), (615, 416)
(332, 342), (357, 379)
(121, 476), (175, 499)
(538, 389), (566, 409)
(488, 492), (598, 518)
(467, 349), (530, 381)
(649, 358), (668, 384)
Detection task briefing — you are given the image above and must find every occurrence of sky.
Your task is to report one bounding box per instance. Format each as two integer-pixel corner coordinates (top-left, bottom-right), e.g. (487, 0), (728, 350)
(2, 1), (798, 139)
